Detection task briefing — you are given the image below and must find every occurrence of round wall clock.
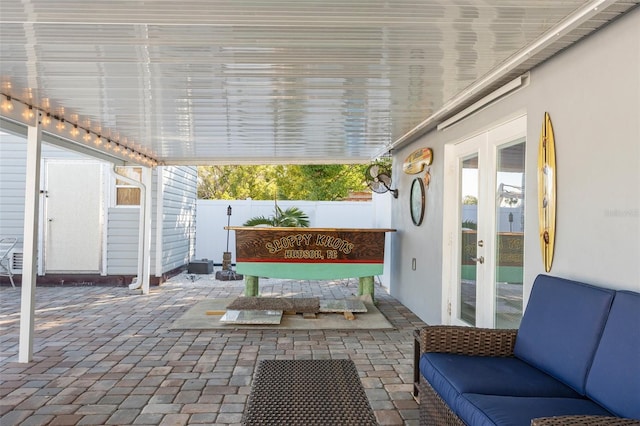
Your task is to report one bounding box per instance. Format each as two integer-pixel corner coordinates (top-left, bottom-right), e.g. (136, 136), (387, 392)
(410, 177), (425, 226)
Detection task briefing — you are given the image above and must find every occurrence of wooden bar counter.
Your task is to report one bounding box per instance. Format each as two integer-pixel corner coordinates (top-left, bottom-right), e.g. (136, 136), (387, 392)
(226, 227), (395, 298)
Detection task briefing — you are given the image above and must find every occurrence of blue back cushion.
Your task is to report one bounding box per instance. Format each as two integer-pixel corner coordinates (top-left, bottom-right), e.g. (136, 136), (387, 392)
(586, 291), (640, 419)
(513, 275), (615, 394)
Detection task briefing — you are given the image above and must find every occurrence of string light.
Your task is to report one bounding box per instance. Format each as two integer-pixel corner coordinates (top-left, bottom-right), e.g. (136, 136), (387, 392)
(1, 95), (14, 112)
(0, 93), (158, 167)
(56, 118), (66, 131)
(22, 105), (35, 120)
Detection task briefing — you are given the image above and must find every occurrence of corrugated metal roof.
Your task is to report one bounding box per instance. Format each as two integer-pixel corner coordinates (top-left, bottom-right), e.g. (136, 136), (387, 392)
(1, 0), (637, 165)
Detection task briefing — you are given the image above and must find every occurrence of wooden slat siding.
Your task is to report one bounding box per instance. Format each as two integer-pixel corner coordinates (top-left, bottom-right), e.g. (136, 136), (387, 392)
(159, 166), (197, 273)
(0, 136), (87, 252)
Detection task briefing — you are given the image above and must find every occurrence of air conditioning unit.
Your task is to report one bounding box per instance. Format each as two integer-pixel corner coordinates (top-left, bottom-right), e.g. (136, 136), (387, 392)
(10, 251), (23, 273)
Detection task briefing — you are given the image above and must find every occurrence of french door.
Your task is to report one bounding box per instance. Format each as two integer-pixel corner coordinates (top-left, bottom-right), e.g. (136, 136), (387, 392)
(443, 116), (526, 328)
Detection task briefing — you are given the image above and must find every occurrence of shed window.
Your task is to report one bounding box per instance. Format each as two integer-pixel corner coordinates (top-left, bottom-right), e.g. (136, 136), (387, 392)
(115, 167), (141, 206)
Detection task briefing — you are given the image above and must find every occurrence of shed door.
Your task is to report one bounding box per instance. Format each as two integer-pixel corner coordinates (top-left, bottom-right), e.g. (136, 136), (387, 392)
(44, 161), (103, 273)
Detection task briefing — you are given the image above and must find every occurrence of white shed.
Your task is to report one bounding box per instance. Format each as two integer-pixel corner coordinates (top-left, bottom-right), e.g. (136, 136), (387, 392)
(0, 130), (197, 285)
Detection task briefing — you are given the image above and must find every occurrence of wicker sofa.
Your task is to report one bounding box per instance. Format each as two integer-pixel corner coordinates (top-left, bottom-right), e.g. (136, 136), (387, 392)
(416, 274), (640, 426)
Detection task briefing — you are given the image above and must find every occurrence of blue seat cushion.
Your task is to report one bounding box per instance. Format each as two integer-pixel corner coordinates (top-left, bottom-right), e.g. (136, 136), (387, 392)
(457, 394), (613, 426)
(513, 275), (615, 394)
(586, 290), (640, 419)
(419, 353), (580, 413)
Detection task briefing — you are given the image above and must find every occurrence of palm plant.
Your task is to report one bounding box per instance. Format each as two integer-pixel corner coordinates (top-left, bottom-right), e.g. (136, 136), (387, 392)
(243, 206), (310, 227)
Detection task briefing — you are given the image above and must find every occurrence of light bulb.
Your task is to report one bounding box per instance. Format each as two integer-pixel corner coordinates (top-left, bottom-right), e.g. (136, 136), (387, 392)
(1, 96), (14, 112)
(22, 105), (35, 120)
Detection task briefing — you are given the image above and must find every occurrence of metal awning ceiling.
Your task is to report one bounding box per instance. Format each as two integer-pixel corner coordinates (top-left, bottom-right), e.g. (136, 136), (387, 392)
(1, 1), (637, 165)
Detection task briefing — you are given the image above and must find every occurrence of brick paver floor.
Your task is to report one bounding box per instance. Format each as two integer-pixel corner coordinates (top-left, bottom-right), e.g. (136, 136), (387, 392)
(1, 273), (426, 425)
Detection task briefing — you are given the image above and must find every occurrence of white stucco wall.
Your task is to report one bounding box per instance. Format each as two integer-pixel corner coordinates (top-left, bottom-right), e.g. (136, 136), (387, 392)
(391, 8), (640, 324)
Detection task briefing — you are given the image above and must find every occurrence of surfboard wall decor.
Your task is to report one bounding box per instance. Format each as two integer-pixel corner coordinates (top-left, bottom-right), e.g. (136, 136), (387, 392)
(403, 147), (433, 174)
(538, 112), (557, 272)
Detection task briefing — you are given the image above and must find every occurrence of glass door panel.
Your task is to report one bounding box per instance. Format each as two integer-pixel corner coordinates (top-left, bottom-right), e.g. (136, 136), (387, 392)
(459, 154), (480, 326)
(494, 140), (526, 328)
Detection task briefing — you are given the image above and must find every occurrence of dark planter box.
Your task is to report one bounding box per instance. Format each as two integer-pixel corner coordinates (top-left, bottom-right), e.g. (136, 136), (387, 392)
(188, 259), (213, 274)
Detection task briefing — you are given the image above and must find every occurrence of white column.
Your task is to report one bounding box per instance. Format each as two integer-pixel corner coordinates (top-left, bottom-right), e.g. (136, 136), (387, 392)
(19, 121), (42, 363)
(141, 167), (153, 294)
(154, 167), (164, 279)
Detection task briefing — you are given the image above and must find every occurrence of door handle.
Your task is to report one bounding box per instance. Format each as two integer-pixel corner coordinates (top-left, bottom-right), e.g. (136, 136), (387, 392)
(470, 256), (484, 264)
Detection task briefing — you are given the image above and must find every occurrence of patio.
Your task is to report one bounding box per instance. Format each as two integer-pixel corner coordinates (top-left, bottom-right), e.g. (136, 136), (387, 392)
(0, 273), (426, 425)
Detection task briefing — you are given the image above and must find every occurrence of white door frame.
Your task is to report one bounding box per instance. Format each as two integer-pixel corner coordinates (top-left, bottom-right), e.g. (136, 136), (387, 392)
(442, 115), (526, 327)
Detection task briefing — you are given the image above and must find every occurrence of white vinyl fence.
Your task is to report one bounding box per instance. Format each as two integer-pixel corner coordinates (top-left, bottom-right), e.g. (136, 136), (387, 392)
(195, 196), (392, 288)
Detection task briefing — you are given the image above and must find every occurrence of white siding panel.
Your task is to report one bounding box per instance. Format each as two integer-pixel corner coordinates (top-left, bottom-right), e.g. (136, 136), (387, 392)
(0, 134), (87, 251)
(149, 167), (159, 275)
(159, 166), (197, 274)
(1, 138), (29, 245)
(1, 132), (189, 279)
(106, 208), (139, 274)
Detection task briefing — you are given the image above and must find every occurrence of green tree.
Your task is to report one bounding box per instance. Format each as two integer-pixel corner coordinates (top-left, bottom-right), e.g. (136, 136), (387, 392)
(198, 164), (371, 201)
(198, 165), (282, 200)
(297, 165), (369, 200)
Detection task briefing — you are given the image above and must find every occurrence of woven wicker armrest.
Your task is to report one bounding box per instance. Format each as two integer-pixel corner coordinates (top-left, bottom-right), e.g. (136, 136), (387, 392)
(415, 325), (517, 357)
(531, 415), (640, 425)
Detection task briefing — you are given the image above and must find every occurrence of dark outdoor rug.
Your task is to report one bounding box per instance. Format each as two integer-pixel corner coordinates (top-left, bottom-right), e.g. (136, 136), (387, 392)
(227, 296), (320, 313)
(243, 359), (377, 425)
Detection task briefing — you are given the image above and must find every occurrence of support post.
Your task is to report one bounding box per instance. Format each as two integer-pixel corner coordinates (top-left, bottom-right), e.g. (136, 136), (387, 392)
(359, 276), (375, 302)
(141, 167), (153, 295)
(245, 275), (259, 296)
(19, 121), (42, 363)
